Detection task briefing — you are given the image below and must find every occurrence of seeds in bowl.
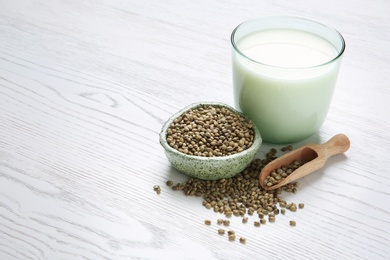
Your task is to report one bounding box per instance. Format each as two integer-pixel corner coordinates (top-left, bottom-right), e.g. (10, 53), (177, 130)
(165, 105), (255, 157)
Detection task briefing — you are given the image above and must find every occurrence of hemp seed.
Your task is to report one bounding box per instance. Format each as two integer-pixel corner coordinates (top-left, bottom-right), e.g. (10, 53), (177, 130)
(153, 185), (161, 194)
(228, 234), (236, 241)
(218, 229), (225, 235)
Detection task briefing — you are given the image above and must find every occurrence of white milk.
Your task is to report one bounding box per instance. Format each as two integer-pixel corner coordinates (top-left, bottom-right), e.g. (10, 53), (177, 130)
(232, 29), (342, 143)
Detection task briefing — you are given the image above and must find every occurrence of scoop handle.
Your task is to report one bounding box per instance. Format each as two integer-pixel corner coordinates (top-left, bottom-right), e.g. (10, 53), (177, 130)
(321, 134), (350, 157)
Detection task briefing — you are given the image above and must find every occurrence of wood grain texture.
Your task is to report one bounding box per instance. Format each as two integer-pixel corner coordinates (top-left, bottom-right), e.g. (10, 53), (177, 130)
(1, 0), (389, 259)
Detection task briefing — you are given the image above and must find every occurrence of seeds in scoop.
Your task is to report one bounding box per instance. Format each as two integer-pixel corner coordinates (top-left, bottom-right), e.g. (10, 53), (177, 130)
(204, 220), (212, 225)
(263, 159), (306, 188)
(290, 220), (296, 227)
(166, 105), (255, 157)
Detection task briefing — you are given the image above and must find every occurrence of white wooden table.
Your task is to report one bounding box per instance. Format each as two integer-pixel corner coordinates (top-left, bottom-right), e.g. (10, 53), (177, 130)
(1, 0), (389, 259)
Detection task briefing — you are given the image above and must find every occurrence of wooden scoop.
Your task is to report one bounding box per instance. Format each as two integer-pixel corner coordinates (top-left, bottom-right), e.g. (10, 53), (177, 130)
(259, 134), (350, 190)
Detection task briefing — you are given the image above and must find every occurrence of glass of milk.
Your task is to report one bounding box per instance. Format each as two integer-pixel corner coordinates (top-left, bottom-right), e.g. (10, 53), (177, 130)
(231, 16), (345, 143)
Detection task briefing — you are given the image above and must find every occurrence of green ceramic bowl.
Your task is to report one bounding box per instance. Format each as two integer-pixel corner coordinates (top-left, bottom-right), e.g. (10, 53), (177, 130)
(159, 102), (262, 180)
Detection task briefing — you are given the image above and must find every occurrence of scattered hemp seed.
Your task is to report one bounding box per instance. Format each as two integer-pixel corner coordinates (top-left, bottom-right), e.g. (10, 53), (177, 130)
(254, 221), (261, 227)
(166, 180), (173, 187)
(228, 234), (236, 241)
(289, 204), (297, 212)
(227, 230), (235, 236)
(239, 237), (246, 244)
(281, 145), (293, 152)
(153, 185), (161, 194)
(218, 229), (225, 235)
(225, 211), (233, 218)
(166, 147), (306, 241)
(290, 220), (297, 227)
(299, 203), (305, 209)
(204, 219), (212, 225)
(165, 105), (255, 157)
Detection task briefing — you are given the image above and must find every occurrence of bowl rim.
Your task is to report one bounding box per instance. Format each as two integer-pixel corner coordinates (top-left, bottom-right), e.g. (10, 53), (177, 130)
(159, 101), (262, 161)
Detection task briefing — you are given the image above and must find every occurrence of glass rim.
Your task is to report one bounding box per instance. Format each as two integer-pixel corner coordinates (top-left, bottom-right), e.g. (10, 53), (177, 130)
(231, 16), (346, 70)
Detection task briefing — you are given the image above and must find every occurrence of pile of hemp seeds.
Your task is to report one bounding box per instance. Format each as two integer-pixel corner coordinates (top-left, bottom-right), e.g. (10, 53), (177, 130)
(158, 147), (305, 244)
(158, 104), (306, 244)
